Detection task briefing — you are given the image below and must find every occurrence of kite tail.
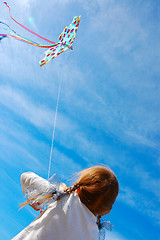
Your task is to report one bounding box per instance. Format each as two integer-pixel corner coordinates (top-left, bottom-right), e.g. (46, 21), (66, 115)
(3, 2), (56, 44)
(0, 33), (57, 48)
(0, 21), (58, 48)
(0, 34), (7, 40)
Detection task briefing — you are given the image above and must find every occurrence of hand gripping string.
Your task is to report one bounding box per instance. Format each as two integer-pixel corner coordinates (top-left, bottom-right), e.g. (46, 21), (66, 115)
(3, 2), (56, 44)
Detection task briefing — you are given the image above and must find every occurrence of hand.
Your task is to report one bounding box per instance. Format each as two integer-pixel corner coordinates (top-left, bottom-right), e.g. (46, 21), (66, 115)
(29, 202), (42, 211)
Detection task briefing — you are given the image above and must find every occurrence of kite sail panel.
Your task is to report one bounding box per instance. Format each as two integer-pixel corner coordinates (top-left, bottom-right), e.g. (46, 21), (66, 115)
(39, 16), (81, 66)
(0, 2), (81, 66)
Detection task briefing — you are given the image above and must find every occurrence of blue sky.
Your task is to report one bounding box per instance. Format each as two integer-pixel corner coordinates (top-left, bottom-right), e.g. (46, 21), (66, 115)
(0, 0), (159, 239)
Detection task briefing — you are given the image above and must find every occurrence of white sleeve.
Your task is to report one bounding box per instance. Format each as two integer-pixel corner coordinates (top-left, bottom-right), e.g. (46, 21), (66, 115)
(21, 172), (50, 194)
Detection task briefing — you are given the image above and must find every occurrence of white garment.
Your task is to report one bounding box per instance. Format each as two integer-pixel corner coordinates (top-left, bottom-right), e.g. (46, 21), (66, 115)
(12, 172), (99, 240)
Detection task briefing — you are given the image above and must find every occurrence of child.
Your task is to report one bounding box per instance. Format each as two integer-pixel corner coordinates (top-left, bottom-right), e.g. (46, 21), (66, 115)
(12, 166), (119, 240)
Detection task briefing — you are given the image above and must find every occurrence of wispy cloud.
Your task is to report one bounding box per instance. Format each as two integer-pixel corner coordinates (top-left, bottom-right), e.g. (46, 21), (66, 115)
(0, 85), (53, 129)
(0, 132), (46, 170)
(119, 186), (160, 223)
(125, 131), (159, 149)
(133, 166), (160, 200)
(105, 231), (127, 240)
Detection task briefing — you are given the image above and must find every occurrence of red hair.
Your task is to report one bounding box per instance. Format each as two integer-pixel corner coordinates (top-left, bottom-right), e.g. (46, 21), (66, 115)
(74, 166), (119, 216)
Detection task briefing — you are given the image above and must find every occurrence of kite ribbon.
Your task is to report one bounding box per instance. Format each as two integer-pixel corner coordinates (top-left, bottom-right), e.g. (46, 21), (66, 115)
(0, 33), (58, 48)
(0, 21), (58, 48)
(3, 2), (56, 44)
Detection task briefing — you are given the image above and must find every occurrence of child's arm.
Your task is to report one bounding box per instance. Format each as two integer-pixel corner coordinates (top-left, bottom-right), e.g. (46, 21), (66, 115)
(20, 172), (67, 211)
(21, 172), (50, 194)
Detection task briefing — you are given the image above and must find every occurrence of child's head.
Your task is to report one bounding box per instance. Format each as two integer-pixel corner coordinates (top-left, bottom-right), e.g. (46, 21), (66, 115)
(75, 166), (119, 216)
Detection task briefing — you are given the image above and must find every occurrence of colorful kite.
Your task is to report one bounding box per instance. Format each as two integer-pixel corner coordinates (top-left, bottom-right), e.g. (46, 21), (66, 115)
(40, 16), (81, 66)
(0, 2), (81, 66)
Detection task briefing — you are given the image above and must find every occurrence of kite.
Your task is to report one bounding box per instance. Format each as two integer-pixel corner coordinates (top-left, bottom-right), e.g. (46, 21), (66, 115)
(40, 16), (81, 66)
(0, 2), (81, 66)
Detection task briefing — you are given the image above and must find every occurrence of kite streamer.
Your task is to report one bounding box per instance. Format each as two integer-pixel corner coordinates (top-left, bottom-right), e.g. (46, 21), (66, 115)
(3, 2), (56, 44)
(0, 20), (57, 48)
(0, 2), (81, 66)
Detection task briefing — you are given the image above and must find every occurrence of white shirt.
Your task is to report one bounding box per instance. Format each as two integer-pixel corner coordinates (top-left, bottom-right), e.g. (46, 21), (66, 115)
(12, 172), (99, 240)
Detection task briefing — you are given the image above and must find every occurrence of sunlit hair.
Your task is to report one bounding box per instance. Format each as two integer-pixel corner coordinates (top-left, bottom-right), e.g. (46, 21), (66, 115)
(74, 166), (119, 216)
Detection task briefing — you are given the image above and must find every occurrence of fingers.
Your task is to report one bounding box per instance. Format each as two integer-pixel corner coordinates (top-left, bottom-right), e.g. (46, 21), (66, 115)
(29, 202), (42, 211)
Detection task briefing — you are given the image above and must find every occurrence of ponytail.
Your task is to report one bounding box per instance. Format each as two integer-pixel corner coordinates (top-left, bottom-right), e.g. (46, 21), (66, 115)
(64, 183), (80, 195)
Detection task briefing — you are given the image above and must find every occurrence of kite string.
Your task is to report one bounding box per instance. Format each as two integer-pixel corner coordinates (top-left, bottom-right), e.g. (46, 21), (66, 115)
(48, 78), (62, 180)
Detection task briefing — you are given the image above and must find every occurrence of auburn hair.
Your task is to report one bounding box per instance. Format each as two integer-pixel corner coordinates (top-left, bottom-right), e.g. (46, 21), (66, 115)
(74, 166), (119, 216)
